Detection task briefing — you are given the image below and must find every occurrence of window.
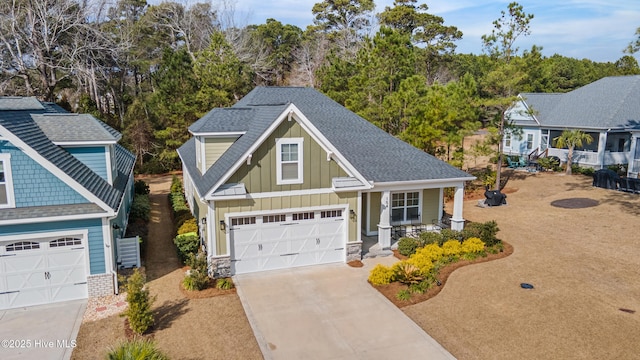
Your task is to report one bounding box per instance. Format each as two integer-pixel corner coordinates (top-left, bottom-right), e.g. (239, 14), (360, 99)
(505, 133), (511, 148)
(321, 210), (342, 218)
(50, 237), (82, 248)
(231, 217), (256, 226)
(0, 154), (15, 208)
(263, 214), (286, 223)
(276, 138), (303, 185)
(6, 241), (40, 252)
(292, 212), (314, 221)
(526, 134), (534, 150)
(391, 192), (420, 223)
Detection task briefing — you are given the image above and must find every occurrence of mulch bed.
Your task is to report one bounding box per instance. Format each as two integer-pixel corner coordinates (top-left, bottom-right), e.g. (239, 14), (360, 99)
(178, 271), (237, 300)
(348, 260), (364, 268)
(550, 197), (599, 209)
(374, 241), (514, 308)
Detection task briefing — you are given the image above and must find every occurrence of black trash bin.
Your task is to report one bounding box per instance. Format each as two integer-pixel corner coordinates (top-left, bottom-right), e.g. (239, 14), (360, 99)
(592, 169), (619, 190)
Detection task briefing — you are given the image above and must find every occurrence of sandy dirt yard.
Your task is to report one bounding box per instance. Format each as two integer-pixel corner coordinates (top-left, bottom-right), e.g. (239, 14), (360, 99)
(72, 175), (262, 360)
(404, 170), (640, 360)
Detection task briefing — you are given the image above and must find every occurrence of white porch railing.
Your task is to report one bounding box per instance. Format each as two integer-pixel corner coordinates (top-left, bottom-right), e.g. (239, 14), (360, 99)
(546, 148), (629, 166)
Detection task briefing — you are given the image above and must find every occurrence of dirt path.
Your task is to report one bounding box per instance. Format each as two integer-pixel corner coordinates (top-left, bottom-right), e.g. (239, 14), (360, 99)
(405, 171), (640, 360)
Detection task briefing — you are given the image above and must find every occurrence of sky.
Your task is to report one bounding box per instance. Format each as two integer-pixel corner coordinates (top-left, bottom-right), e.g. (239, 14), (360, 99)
(228, 0), (640, 63)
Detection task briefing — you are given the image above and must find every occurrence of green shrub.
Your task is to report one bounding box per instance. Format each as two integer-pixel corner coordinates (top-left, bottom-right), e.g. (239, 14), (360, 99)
(173, 232), (199, 264)
(177, 218), (198, 235)
(396, 289), (412, 301)
(215, 278), (235, 290)
(368, 264), (395, 285)
(409, 279), (433, 294)
(440, 229), (463, 242)
(130, 195), (150, 222)
(121, 269), (155, 335)
(472, 220), (500, 246)
(182, 252), (209, 291)
(107, 339), (169, 360)
(397, 237), (420, 257)
(537, 156), (560, 171)
(419, 231), (443, 246)
(134, 180), (150, 195)
(170, 175), (183, 194)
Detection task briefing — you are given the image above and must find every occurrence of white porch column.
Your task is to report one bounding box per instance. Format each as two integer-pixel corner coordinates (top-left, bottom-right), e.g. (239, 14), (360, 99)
(450, 185), (465, 231)
(628, 134), (639, 177)
(597, 131), (607, 169)
(377, 190), (392, 249)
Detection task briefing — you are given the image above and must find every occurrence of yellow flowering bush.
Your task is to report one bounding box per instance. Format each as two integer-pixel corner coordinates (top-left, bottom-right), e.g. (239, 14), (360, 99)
(442, 240), (462, 256)
(407, 253), (434, 275)
(416, 243), (444, 261)
(462, 237), (485, 254)
(368, 264), (395, 285)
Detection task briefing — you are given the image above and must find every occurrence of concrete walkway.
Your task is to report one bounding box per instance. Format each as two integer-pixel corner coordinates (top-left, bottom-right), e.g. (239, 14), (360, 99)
(0, 300), (86, 360)
(235, 257), (455, 360)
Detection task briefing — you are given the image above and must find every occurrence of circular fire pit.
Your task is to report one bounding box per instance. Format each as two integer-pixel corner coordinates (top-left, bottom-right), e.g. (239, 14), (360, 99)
(550, 198), (599, 209)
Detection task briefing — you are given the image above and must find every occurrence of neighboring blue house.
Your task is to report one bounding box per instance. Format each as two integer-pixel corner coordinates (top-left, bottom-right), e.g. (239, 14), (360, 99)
(504, 75), (640, 177)
(0, 97), (135, 310)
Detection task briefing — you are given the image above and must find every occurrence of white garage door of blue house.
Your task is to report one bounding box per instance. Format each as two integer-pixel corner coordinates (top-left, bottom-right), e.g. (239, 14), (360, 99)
(0, 236), (88, 310)
(230, 208), (346, 274)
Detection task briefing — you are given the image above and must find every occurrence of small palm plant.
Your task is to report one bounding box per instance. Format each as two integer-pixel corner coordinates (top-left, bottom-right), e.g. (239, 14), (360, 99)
(107, 339), (169, 360)
(553, 129), (593, 175)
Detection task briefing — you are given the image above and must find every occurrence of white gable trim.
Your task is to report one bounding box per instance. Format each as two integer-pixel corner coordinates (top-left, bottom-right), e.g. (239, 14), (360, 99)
(0, 212), (107, 226)
(0, 125), (114, 214)
(204, 104), (371, 200)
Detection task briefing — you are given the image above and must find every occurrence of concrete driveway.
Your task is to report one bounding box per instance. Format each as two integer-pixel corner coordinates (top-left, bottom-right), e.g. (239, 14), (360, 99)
(0, 300), (86, 360)
(234, 258), (455, 360)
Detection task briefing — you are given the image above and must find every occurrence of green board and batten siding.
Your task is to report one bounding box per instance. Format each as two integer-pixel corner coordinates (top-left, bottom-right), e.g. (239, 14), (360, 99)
(204, 137), (237, 169)
(226, 120), (348, 193)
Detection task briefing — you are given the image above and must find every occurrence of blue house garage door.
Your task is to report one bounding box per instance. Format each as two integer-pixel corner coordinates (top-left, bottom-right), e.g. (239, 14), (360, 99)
(230, 208), (346, 274)
(0, 236), (88, 310)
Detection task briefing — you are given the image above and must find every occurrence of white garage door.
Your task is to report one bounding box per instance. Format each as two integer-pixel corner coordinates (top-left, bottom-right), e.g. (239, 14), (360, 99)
(0, 236), (88, 310)
(230, 208), (346, 274)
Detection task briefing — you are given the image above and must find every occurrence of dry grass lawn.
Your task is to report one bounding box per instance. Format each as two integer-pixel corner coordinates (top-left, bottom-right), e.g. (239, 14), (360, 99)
(404, 170), (640, 360)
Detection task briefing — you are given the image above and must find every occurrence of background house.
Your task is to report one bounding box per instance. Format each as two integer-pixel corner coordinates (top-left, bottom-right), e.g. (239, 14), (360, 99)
(178, 87), (474, 277)
(505, 75), (640, 177)
(0, 97), (135, 310)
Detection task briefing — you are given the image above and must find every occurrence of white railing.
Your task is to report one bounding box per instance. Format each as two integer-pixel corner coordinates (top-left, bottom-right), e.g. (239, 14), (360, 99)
(546, 148), (630, 166)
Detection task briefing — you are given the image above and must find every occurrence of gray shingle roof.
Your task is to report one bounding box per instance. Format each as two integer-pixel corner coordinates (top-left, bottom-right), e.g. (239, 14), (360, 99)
(0, 203), (106, 221)
(0, 98), (135, 213)
(0, 97), (44, 111)
(521, 75), (640, 130)
(33, 114), (121, 143)
(178, 87), (472, 196)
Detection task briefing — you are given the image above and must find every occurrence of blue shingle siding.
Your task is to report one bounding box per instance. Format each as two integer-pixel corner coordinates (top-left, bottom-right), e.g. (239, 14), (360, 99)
(0, 219), (106, 274)
(0, 140), (88, 206)
(65, 146), (108, 182)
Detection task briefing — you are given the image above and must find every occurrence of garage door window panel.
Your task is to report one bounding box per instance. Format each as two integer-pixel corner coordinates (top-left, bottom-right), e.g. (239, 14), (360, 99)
(276, 138), (303, 185)
(6, 241), (40, 252)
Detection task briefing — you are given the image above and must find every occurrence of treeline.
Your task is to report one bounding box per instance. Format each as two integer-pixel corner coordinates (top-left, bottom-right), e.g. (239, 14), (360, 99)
(1, 0), (638, 172)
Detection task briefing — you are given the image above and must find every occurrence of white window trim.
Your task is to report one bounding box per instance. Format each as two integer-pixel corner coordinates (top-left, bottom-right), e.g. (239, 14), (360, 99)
(390, 191), (421, 225)
(505, 133), (512, 149)
(275, 137), (304, 185)
(526, 133), (534, 150)
(0, 153), (16, 209)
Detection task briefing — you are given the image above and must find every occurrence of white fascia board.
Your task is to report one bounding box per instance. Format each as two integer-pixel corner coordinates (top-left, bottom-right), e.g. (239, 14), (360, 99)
(332, 185), (371, 192)
(369, 177), (475, 192)
(54, 141), (116, 146)
(0, 211), (107, 226)
(0, 125), (114, 214)
(189, 131), (246, 137)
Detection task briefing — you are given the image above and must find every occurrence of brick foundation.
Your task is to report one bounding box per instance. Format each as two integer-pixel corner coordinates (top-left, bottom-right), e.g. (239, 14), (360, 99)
(346, 241), (362, 262)
(87, 273), (116, 297)
(209, 255), (232, 278)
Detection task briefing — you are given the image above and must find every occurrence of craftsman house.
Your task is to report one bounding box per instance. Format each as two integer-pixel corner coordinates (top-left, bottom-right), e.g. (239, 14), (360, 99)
(177, 87), (474, 277)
